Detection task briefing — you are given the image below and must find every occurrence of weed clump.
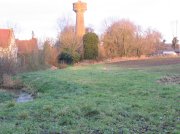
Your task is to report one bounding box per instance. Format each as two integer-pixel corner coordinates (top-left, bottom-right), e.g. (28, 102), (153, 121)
(2, 74), (23, 89)
(59, 116), (74, 126)
(43, 105), (53, 113)
(81, 105), (100, 118)
(158, 75), (180, 84)
(6, 101), (15, 108)
(18, 111), (29, 119)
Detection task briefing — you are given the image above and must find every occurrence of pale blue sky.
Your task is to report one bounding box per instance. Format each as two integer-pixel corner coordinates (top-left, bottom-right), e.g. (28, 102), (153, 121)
(0, 0), (179, 42)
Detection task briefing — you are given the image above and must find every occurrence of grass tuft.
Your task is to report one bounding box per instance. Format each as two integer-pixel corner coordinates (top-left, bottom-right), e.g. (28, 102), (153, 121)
(6, 101), (15, 108)
(18, 111), (29, 120)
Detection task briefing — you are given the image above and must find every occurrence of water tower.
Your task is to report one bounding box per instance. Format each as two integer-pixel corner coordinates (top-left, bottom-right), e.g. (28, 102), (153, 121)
(73, 0), (87, 38)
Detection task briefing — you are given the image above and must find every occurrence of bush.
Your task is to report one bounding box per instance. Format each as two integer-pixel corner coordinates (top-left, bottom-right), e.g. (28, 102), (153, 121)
(19, 51), (48, 72)
(0, 57), (18, 84)
(7, 101), (16, 108)
(2, 74), (23, 89)
(83, 32), (99, 59)
(72, 52), (81, 63)
(18, 111), (29, 119)
(58, 51), (80, 65)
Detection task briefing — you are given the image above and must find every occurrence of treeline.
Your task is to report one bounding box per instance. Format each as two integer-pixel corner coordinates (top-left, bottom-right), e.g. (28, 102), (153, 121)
(43, 19), (163, 66)
(0, 18), (170, 88)
(0, 18), (164, 79)
(102, 19), (162, 57)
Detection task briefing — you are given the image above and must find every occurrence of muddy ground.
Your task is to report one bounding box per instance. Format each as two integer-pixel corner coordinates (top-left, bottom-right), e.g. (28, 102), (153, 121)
(158, 75), (180, 84)
(110, 57), (180, 68)
(109, 57), (180, 84)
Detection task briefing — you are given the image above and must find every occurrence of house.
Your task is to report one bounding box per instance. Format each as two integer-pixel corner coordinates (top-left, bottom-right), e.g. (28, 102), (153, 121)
(152, 42), (180, 56)
(162, 43), (180, 55)
(16, 37), (38, 55)
(16, 33), (38, 65)
(0, 29), (17, 60)
(162, 51), (177, 56)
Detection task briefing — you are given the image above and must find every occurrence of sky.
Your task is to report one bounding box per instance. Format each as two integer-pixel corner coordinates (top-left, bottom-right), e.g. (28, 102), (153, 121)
(0, 0), (179, 43)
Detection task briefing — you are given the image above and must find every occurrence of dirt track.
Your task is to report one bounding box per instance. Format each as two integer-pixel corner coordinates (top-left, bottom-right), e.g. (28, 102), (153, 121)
(110, 57), (180, 68)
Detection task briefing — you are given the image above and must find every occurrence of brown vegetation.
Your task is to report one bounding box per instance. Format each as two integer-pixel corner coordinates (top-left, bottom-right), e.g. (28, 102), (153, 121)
(0, 17), (174, 73)
(43, 39), (59, 66)
(59, 25), (82, 55)
(1, 74), (23, 89)
(0, 57), (24, 89)
(0, 57), (18, 83)
(102, 19), (162, 57)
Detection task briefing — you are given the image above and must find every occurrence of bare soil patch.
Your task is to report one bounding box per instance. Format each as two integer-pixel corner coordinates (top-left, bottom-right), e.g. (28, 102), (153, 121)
(109, 57), (180, 68)
(158, 75), (180, 84)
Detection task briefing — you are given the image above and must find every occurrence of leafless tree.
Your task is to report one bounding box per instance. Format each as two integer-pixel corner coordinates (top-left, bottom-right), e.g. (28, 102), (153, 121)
(102, 19), (162, 57)
(172, 37), (179, 50)
(143, 29), (162, 54)
(43, 38), (58, 66)
(103, 19), (137, 57)
(57, 16), (82, 57)
(57, 15), (74, 34)
(3, 21), (21, 35)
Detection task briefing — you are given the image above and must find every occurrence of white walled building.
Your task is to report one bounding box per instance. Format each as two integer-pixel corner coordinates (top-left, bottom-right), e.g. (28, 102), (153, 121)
(0, 29), (17, 60)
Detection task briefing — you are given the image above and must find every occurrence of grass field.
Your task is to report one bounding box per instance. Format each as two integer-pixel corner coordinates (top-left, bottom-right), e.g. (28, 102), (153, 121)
(0, 57), (180, 133)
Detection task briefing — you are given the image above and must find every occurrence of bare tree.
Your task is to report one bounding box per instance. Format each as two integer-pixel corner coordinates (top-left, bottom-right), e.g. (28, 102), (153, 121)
(134, 26), (144, 57)
(57, 15), (74, 34)
(102, 19), (162, 57)
(143, 29), (162, 54)
(103, 19), (137, 57)
(57, 16), (82, 60)
(3, 21), (21, 35)
(172, 37), (179, 50)
(43, 38), (58, 66)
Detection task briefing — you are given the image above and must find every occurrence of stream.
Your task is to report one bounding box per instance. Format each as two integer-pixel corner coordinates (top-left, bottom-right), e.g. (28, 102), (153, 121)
(0, 89), (34, 103)
(16, 92), (33, 103)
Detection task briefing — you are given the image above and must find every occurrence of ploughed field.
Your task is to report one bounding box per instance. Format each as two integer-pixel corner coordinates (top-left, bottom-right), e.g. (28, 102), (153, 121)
(111, 56), (180, 67)
(0, 57), (180, 133)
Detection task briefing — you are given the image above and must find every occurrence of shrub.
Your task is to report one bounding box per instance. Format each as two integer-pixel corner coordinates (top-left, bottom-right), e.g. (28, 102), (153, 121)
(19, 51), (48, 72)
(58, 51), (80, 65)
(2, 74), (23, 89)
(7, 101), (16, 108)
(43, 105), (53, 113)
(0, 57), (18, 84)
(18, 111), (29, 119)
(2, 74), (14, 88)
(58, 52), (73, 64)
(72, 51), (81, 63)
(83, 32), (99, 59)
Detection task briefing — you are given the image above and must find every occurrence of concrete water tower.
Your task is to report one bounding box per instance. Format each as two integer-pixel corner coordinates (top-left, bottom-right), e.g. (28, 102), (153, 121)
(73, 0), (87, 38)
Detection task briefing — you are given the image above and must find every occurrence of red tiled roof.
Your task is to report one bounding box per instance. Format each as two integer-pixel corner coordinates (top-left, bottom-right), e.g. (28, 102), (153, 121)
(16, 38), (38, 54)
(0, 29), (11, 48)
